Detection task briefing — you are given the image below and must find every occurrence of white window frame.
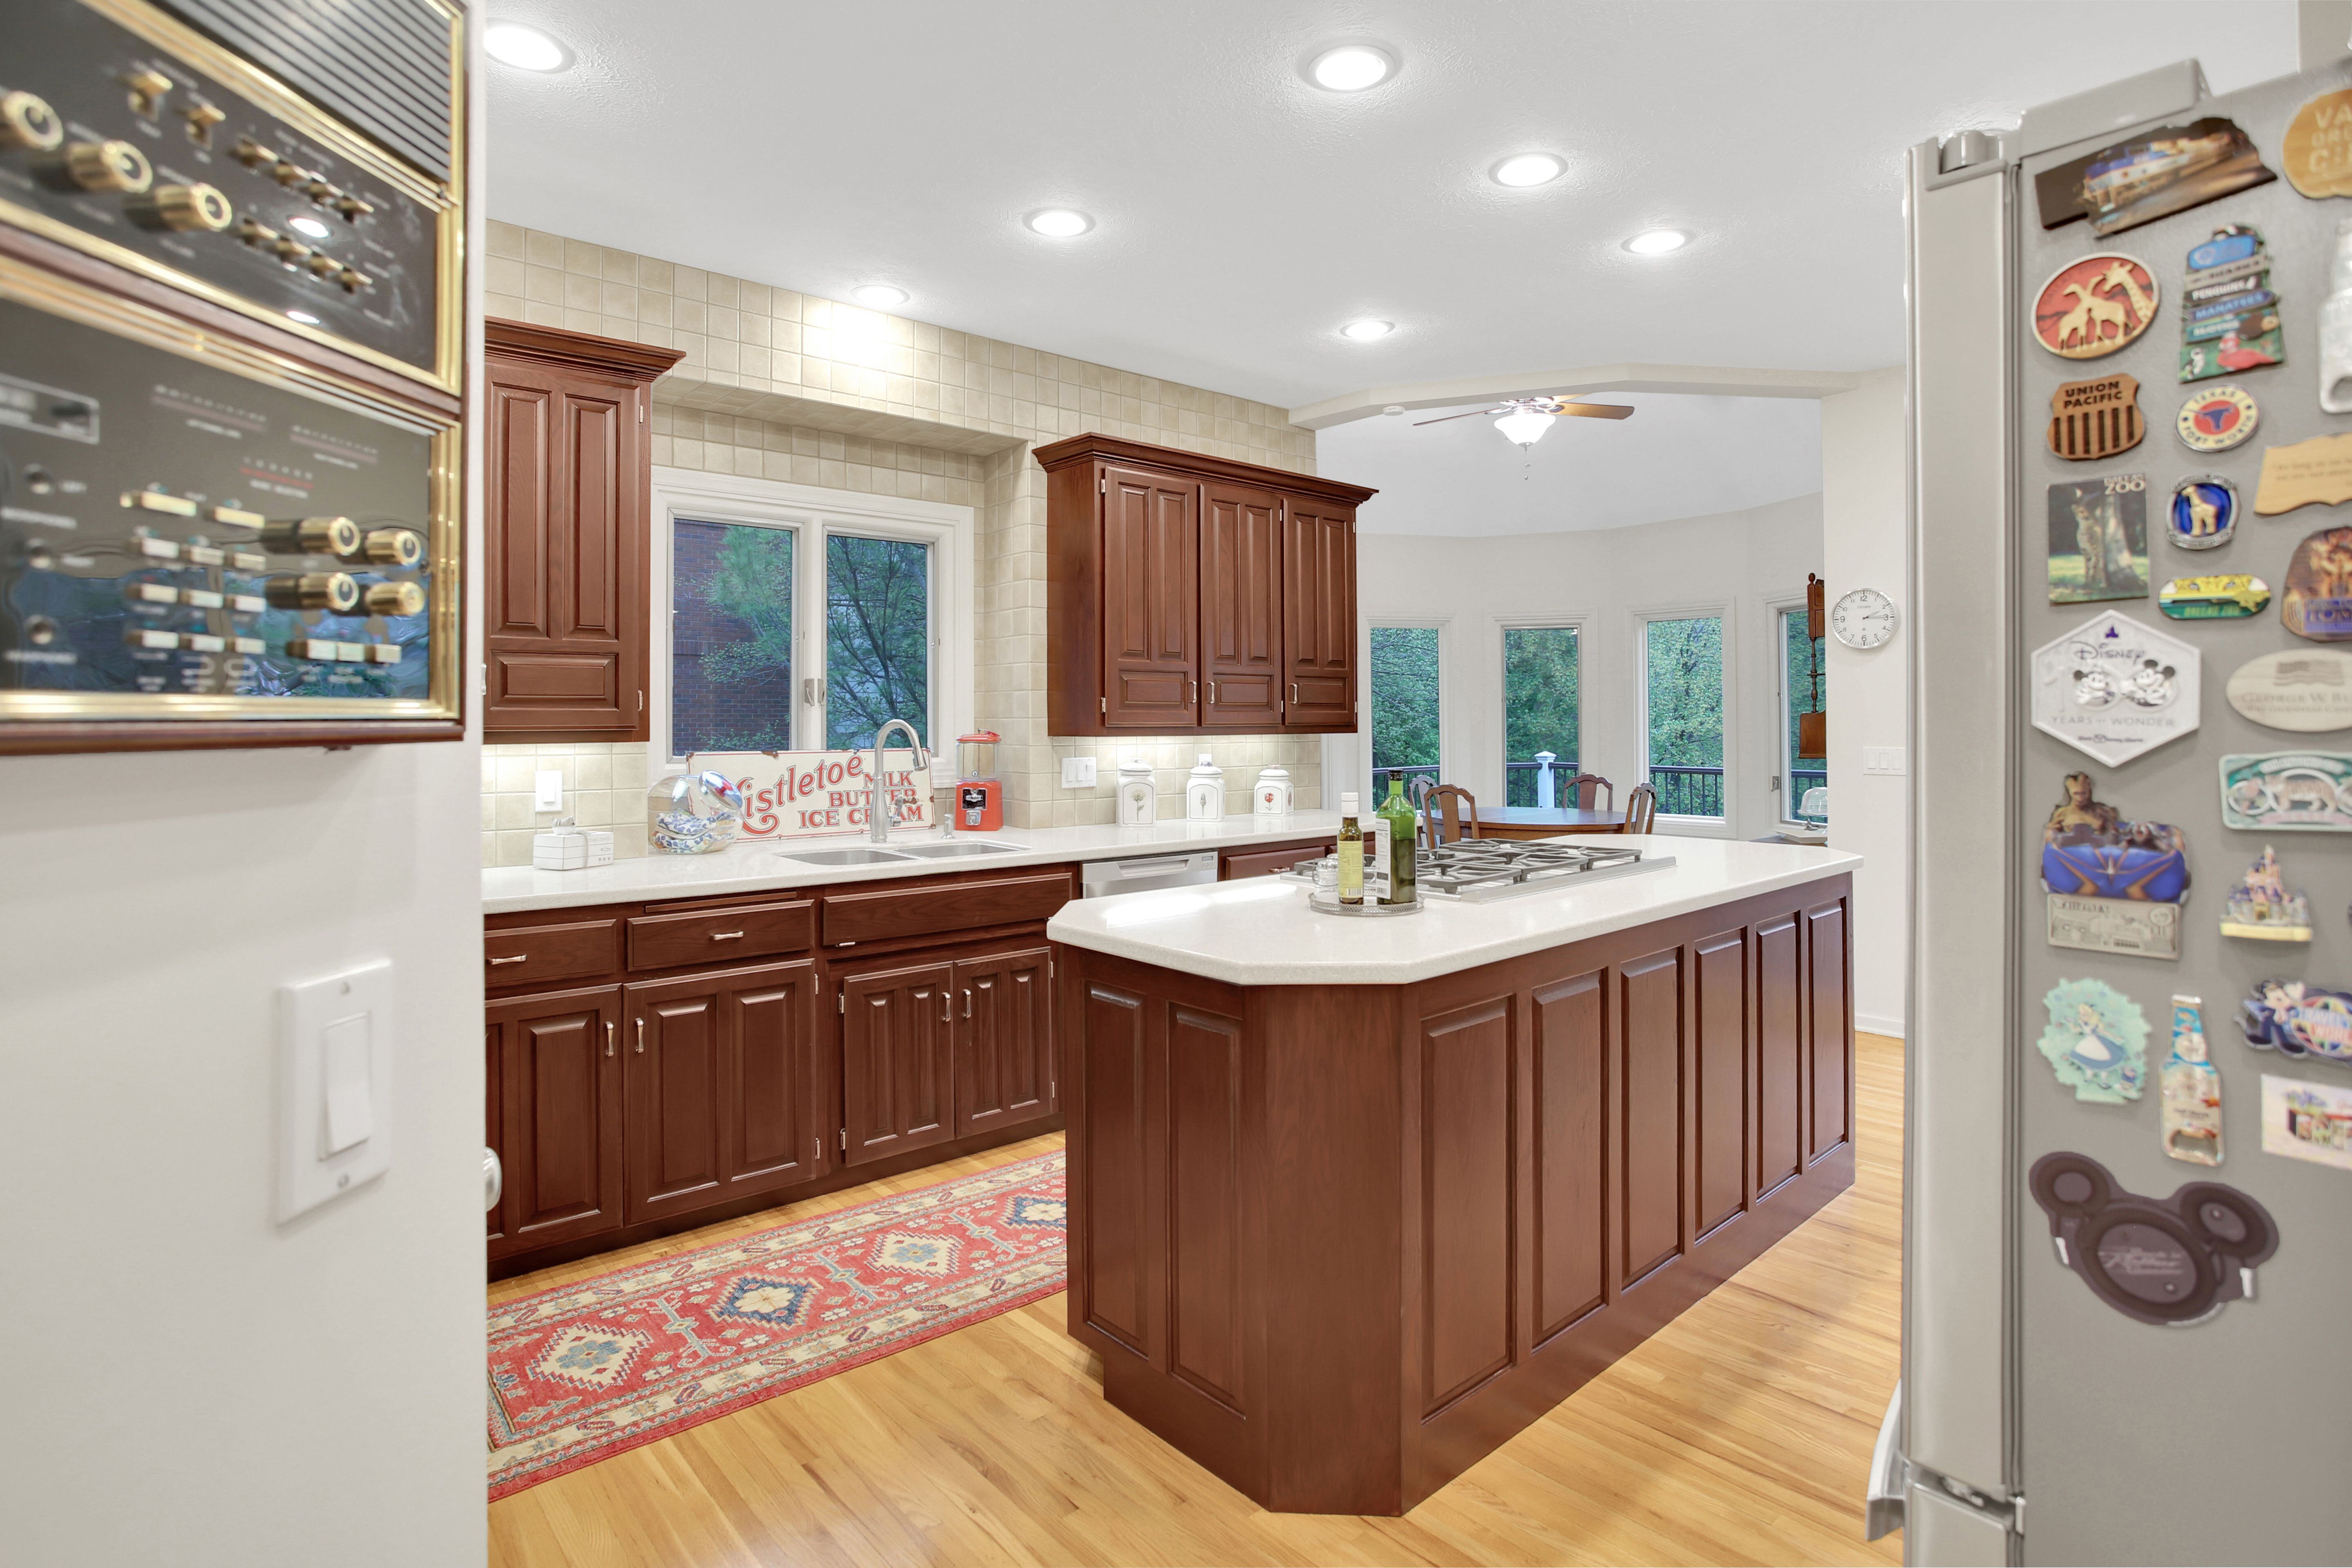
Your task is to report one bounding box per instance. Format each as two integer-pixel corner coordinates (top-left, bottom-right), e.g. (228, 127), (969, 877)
(1633, 600), (1733, 836)
(1770, 594), (1826, 831)
(1494, 615), (1586, 810)
(648, 467), (974, 782)
(1361, 615), (1452, 805)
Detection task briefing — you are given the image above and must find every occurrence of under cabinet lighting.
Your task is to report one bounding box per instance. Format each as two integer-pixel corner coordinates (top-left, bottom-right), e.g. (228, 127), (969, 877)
(1624, 229), (1690, 255)
(1025, 209), (1093, 237)
(1491, 153), (1564, 188)
(1340, 319), (1393, 341)
(1307, 45), (1394, 92)
(483, 24), (572, 72)
(853, 284), (909, 308)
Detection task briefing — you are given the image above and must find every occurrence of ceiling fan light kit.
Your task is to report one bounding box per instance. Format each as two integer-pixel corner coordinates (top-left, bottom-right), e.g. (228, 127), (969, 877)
(1412, 395), (1638, 450)
(1494, 408), (1555, 446)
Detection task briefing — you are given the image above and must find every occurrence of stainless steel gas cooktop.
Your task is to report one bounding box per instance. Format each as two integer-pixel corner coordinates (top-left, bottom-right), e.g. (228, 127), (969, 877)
(1293, 839), (1676, 903)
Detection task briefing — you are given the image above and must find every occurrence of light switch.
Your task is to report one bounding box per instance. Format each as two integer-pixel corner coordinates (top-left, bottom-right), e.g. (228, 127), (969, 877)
(1061, 756), (1097, 788)
(278, 959), (392, 1221)
(533, 769), (565, 811)
(1864, 747), (1909, 776)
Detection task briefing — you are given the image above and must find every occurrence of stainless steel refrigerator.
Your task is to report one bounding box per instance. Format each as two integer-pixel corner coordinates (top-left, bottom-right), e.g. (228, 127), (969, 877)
(1893, 47), (2352, 1568)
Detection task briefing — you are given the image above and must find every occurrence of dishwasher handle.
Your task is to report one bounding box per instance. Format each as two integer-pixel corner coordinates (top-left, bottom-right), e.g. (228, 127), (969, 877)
(1081, 850), (1218, 897)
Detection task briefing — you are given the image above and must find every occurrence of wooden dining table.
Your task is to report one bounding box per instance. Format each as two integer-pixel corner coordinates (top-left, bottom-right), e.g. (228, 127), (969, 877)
(1470, 805), (1626, 840)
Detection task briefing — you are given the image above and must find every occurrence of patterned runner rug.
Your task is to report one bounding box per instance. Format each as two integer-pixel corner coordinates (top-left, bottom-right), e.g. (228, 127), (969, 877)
(488, 1149), (1066, 1499)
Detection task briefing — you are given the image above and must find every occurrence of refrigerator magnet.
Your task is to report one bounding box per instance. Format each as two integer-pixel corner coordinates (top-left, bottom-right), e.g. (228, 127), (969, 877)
(2252, 431), (2352, 514)
(2046, 476), (2151, 604)
(2038, 118), (2276, 231)
(2281, 87), (2352, 198)
(2165, 474), (2237, 549)
(2158, 573), (2270, 619)
(2218, 751), (2352, 831)
(2225, 649), (2352, 731)
(2220, 846), (2314, 941)
(2028, 1152), (2277, 1326)
(2175, 385), (2260, 452)
(2031, 612), (2198, 768)
(2037, 978), (2150, 1101)
(2047, 374), (2144, 460)
(2259, 1075), (2352, 1169)
(2180, 226), (2285, 382)
(2280, 526), (2352, 640)
(2240, 979), (2352, 1067)
(2161, 997), (2225, 1165)
(2033, 254), (2160, 359)
(2041, 773), (2190, 960)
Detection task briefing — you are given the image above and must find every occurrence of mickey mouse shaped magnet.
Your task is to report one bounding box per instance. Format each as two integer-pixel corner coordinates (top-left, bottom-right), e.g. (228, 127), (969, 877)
(2028, 1152), (2278, 1326)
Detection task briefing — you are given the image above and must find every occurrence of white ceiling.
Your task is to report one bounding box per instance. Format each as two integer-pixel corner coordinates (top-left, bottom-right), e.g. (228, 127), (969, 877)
(1327, 394), (1822, 537)
(483, 2), (2299, 412)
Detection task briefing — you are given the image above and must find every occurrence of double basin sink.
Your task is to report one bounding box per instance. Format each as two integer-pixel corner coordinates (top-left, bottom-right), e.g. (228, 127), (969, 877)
(776, 839), (1024, 867)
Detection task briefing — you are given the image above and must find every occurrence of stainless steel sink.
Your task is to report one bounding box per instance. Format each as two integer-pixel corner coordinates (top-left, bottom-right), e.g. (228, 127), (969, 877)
(777, 846), (918, 866)
(891, 840), (1024, 858)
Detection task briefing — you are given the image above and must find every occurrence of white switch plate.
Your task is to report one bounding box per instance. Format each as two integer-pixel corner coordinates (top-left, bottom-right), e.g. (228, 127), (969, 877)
(533, 769), (565, 811)
(1862, 747), (1909, 775)
(1061, 756), (1097, 788)
(278, 959), (393, 1222)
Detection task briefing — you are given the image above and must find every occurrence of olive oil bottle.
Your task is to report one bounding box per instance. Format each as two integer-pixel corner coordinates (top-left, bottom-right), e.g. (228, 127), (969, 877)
(1337, 792), (1364, 906)
(1376, 778), (1418, 904)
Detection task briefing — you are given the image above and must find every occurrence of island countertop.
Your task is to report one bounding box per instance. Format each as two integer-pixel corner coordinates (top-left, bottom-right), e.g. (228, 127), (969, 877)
(481, 811), (1348, 914)
(1045, 834), (1862, 985)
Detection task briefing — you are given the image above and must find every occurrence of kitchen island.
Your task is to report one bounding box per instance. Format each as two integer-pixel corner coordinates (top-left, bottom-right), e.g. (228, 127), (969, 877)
(1047, 835), (1861, 1515)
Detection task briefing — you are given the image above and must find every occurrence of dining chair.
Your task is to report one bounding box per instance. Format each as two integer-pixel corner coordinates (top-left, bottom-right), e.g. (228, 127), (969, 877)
(1564, 772), (1613, 811)
(1421, 784), (1478, 849)
(1624, 782), (1657, 835)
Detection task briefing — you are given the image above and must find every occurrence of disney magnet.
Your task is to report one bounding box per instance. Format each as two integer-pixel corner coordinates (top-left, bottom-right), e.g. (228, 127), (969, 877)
(2029, 1152), (2277, 1326)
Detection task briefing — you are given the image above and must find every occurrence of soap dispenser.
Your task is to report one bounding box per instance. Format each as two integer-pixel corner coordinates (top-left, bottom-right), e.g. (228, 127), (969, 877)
(1186, 753), (1225, 822)
(1116, 757), (1156, 825)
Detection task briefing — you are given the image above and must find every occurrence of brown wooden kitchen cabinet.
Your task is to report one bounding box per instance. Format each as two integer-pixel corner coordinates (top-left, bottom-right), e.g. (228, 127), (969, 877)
(841, 940), (1058, 1165)
(1039, 434), (1375, 736)
(486, 983), (625, 1261)
(622, 958), (825, 1225)
(482, 318), (683, 741)
(953, 945), (1054, 1139)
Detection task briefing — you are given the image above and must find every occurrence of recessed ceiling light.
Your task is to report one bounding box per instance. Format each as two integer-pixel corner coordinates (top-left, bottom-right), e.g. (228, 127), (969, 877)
(853, 284), (908, 309)
(1307, 45), (1395, 92)
(1491, 153), (1565, 189)
(1623, 228), (1690, 255)
(285, 309), (321, 325)
(483, 23), (572, 72)
(1025, 208), (1093, 238)
(287, 214), (330, 239)
(1340, 319), (1394, 341)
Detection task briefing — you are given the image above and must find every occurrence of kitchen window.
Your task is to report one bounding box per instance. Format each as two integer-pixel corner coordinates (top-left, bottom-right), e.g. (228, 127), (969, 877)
(653, 471), (973, 770)
(1501, 624), (1579, 806)
(1368, 624), (1442, 800)
(1640, 613), (1726, 820)
(1779, 605), (1827, 826)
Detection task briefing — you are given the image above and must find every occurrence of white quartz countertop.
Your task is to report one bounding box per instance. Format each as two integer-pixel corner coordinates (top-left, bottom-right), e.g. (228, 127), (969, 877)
(481, 811), (1348, 914)
(1046, 835), (1862, 986)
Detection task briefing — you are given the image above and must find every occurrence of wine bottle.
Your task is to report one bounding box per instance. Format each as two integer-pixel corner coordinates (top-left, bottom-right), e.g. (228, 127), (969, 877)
(1337, 792), (1364, 906)
(1377, 778), (1418, 905)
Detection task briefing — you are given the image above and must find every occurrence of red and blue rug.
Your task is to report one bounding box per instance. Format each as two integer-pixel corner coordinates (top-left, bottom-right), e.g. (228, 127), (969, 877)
(488, 1149), (1066, 1499)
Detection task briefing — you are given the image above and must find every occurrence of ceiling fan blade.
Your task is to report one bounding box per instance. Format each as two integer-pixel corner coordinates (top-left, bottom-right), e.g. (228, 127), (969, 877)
(1551, 402), (1635, 420)
(1411, 407), (1508, 426)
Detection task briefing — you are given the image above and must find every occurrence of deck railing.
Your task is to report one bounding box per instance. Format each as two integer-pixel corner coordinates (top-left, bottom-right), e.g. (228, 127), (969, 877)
(1646, 764), (1724, 818)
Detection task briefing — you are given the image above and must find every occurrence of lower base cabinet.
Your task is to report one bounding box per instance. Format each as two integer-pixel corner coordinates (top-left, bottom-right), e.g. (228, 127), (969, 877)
(956, 945), (1053, 1138)
(841, 942), (1057, 1165)
(487, 984), (625, 1261)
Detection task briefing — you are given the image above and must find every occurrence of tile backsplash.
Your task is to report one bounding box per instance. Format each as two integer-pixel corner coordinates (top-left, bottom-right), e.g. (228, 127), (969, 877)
(482, 743), (649, 868)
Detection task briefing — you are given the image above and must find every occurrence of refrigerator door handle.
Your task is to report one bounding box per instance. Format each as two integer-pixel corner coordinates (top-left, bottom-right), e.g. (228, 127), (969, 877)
(1864, 1381), (1907, 1541)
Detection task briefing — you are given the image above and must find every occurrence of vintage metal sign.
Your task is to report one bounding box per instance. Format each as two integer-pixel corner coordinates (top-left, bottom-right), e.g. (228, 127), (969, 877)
(2218, 751), (2352, 831)
(690, 748), (934, 840)
(2031, 611), (2200, 766)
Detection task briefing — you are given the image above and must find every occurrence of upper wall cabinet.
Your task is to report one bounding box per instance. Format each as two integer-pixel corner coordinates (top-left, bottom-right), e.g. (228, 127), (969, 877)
(483, 320), (684, 742)
(1038, 434), (1375, 736)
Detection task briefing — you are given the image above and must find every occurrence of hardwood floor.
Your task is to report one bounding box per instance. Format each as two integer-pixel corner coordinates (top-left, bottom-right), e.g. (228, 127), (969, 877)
(488, 1032), (1906, 1567)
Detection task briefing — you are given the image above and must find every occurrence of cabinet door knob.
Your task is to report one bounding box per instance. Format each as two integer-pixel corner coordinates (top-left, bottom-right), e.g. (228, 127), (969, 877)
(635, 1017), (646, 1053)
(606, 1020), (615, 1058)
(488, 953), (527, 966)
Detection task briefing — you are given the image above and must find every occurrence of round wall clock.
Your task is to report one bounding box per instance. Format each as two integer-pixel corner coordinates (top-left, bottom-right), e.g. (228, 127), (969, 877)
(1830, 587), (1898, 648)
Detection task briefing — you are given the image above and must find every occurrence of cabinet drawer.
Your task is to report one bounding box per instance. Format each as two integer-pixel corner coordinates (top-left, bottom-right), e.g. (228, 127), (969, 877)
(1222, 841), (1332, 880)
(824, 871), (1074, 946)
(628, 901), (814, 971)
(485, 919), (620, 987)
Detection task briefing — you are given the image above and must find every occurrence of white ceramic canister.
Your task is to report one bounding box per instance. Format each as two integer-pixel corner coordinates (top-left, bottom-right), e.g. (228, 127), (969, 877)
(1253, 765), (1291, 816)
(1116, 757), (1156, 825)
(1186, 753), (1224, 821)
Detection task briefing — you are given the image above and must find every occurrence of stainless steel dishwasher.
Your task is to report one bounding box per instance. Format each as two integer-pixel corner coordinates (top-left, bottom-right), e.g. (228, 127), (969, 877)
(1078, 850), (1219, 898)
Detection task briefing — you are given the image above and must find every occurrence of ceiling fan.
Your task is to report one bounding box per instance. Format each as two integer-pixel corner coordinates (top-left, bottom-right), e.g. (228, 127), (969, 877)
(1413, 395), (1635, 449)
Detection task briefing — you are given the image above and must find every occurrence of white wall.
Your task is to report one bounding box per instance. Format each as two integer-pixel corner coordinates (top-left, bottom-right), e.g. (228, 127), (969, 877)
(1352, 495), (1824, 839)
(0, 31), (487, 1568)
(1822, 366), (1909, 1037)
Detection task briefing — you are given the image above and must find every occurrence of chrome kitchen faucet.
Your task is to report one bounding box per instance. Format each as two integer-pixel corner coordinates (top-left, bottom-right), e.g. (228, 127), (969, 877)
(867, 718), (929, 844)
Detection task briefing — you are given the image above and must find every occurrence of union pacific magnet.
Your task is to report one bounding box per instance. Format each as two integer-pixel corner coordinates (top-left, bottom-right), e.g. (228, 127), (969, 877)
(2034, 254), (2161, 360)
(2176, 385), (2258, 451)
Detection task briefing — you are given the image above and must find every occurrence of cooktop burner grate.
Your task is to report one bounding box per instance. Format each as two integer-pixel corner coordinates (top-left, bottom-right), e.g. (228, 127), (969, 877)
(1291, 839), (1675, 902)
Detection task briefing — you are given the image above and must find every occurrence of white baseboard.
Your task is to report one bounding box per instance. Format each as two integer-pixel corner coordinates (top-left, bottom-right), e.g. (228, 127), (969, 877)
(1858, 1010), (1906, 1040)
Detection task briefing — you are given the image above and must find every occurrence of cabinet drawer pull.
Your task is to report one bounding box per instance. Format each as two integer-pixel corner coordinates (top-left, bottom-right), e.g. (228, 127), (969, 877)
(1289, 682), (1298, 704)
(606, 1021), (615, 1058)
(635, 1017), (646, 1054)
(488, 953), (527, 966)
(708, 930), (744, 941)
